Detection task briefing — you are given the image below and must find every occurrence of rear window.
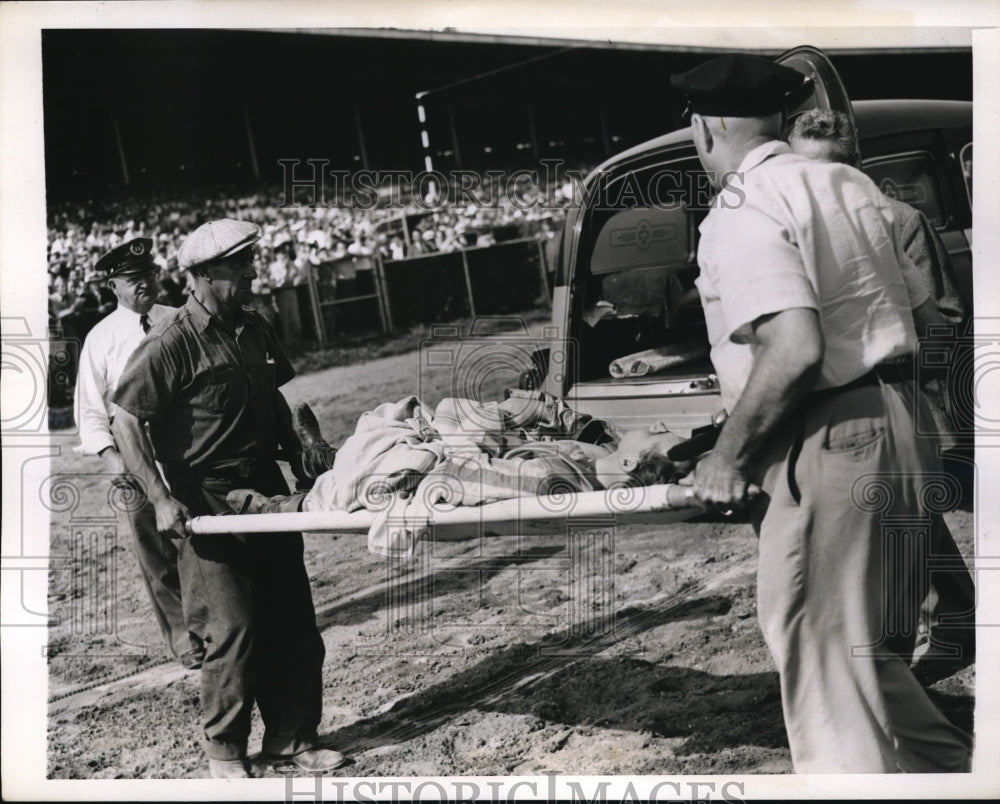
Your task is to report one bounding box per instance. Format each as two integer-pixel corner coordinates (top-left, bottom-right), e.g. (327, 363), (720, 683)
(862, 151), (946, 226)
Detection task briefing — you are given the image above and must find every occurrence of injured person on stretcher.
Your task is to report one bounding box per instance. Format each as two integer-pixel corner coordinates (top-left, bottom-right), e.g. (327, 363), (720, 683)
(226, 392), (697, 525)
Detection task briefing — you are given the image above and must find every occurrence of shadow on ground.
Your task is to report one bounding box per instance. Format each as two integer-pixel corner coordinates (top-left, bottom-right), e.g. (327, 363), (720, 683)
(319, 593), (796, 758)
(313, 544), (567, 629)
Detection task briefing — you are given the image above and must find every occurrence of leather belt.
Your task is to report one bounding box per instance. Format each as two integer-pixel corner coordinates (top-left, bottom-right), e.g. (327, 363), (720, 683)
(808, 357), (914, 404)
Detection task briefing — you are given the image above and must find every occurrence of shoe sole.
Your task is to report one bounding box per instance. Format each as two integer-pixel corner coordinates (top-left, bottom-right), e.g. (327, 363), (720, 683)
(267, 755), (349, 773)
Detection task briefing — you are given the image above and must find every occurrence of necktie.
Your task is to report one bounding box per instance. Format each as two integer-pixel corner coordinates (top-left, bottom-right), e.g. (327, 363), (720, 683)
(140, 314), (151, 334)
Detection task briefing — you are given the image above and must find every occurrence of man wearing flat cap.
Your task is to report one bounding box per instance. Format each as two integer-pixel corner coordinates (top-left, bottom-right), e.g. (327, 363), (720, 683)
(672, 54), (971, 772)
(74, 238), (202, 670)
(111, 220), (344, 778)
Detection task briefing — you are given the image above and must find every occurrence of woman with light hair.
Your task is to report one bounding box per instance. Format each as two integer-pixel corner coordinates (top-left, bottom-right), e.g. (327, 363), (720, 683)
(788, 108), (861, 166)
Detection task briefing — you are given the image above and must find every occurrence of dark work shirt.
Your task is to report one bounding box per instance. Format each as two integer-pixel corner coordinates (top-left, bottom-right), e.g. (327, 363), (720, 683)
(113, 293), (294, 470)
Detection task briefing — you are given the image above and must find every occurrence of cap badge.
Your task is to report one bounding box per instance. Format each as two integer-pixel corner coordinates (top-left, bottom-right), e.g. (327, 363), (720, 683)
(130, 241), (145, 256)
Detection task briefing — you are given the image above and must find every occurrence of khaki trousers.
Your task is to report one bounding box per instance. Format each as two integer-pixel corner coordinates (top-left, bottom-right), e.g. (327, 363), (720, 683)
(751, 379), (972, 772)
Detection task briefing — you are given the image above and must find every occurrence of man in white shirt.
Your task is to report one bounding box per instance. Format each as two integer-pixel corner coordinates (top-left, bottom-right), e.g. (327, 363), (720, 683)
(672, 54), (971, 773)
(75, 237), (203, 669)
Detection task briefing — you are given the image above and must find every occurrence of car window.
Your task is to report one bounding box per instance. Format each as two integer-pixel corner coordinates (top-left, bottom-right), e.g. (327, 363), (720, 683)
(862, 151), (947, 226)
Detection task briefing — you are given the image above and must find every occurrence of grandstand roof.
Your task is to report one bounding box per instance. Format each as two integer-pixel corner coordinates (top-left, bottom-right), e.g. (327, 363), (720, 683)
(281, 26), (974, 54)
(41, 29), (972, 196)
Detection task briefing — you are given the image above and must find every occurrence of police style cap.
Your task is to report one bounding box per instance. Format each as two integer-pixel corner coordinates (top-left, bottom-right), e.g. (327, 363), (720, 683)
(178, 219), (261, 271)
(95, 237), (157, 278)
(670, 54), (807, 117)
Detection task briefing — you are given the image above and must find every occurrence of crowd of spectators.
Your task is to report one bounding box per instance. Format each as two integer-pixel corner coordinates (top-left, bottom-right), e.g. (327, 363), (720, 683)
(47, 167), (583, 344)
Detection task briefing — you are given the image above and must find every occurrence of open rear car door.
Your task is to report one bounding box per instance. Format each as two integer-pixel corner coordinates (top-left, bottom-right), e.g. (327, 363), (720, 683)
(776, 45), (859, 161)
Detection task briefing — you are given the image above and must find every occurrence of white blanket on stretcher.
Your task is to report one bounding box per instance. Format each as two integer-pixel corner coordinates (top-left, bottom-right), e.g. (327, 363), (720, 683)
(300, 394), (605, 558)
(365, 446), (595, 560)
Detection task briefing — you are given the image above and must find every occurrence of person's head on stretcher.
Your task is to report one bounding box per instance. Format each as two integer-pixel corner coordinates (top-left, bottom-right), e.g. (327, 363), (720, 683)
(591, 422), (692, 488)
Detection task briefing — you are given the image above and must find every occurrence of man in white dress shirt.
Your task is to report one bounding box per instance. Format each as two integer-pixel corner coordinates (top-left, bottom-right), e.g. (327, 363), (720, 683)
(671, 54), (971, 772)
(75, 237), (204, 668)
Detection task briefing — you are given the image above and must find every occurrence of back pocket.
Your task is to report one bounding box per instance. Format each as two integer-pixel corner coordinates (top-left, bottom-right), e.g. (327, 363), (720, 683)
(823, 423), (886, 453)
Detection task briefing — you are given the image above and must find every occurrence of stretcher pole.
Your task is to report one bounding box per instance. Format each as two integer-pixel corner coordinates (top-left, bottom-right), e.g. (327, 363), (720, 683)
(188, 483), (699, 535)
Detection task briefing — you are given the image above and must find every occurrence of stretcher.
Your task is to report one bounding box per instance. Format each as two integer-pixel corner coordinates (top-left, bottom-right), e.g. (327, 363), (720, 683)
(187, 483), (701, 537)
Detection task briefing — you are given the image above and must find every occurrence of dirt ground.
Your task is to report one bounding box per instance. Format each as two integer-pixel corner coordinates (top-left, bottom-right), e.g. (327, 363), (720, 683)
(45, 324), (976, 779)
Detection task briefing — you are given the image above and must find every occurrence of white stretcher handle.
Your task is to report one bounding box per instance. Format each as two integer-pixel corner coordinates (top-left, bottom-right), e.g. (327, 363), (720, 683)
(188, 483), (700, 535)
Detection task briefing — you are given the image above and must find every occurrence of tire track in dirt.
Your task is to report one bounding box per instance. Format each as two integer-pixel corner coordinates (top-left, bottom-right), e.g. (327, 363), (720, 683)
(48, 659), (182, 716)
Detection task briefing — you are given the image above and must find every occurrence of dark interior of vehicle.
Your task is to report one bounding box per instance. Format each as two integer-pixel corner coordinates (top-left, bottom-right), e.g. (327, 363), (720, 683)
(574, 157), (713, 383)
(577, 264), (711, 382)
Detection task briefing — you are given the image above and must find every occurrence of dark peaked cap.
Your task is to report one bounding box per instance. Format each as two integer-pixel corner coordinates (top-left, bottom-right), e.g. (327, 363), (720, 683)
(95, 238), (157, 278)
(671, 54), (806, 117)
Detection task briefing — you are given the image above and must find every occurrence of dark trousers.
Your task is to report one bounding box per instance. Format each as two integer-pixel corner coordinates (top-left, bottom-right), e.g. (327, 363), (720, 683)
(124, 490), (191, 660)
(883, 513), (976, 665)
(164, 460), (325, 760)
(918, 515), (976, 657)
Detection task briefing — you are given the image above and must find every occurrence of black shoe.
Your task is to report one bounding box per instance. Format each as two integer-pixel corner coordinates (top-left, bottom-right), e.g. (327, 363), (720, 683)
(293, 403), (338, 480)
(268, 747), (347, 773)
(180, 647), (205, 670)
(295, 403), (325, 450)
(179, 633), (206, 670)
(910, 634), (975, 686)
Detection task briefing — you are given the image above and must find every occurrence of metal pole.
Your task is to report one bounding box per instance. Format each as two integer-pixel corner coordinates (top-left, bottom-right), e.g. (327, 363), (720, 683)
(111, 107), (130, 186)
(460, 249), (477, 319)
(416, 92), (433, 173)
(307, 261), (326, 348)
(376, 252), (395, 332)
(536, 238), (552, 307)
(447, 102), (462, 168)
(242, 105), (261, 181)
(353, 103), (370, 170)
(372, 252), (390, 333)
(415, 91), (439, 203)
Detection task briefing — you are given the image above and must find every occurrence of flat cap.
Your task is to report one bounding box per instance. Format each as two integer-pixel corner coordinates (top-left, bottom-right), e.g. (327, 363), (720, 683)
(671, 54), (806, 117)
(95, 238), (157, 278)
(178, 219), (261, 271)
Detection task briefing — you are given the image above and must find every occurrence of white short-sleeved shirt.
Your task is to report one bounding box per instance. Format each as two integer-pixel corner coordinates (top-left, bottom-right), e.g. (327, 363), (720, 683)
(695, 140), (929, 410)
(74, 303), (176, 456)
